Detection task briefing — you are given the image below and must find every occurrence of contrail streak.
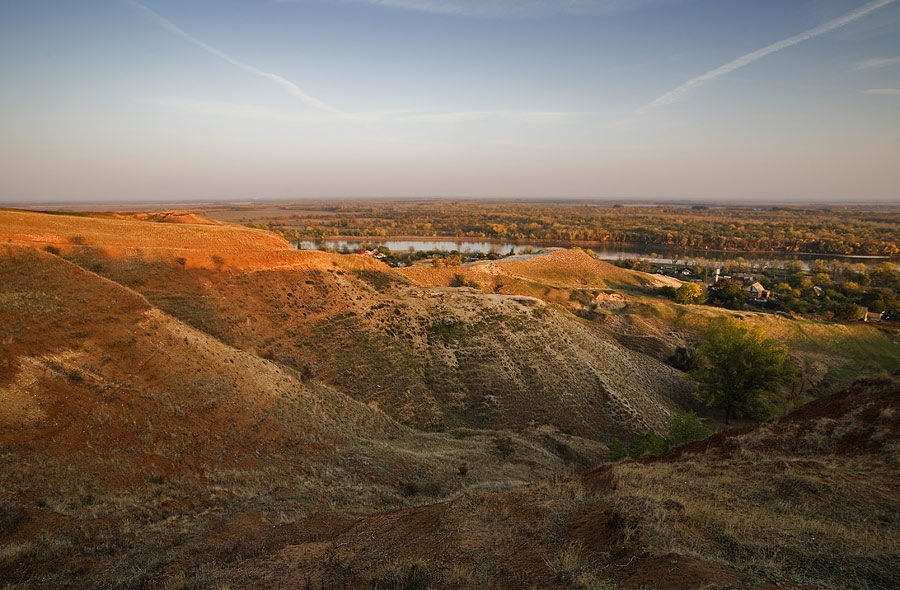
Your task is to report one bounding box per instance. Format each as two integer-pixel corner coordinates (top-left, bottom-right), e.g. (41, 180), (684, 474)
(127, 0), (343, 114)
(644, 0), (896, 110)
(853, 56), (900, 70)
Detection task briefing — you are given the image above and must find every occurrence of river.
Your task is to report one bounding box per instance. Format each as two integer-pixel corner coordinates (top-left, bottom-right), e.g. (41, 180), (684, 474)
(292, 237), (894, 269)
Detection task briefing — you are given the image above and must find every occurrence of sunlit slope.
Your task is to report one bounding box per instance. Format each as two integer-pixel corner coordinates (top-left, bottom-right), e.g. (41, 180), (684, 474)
(0, 243), (399, 461)
(597, 297), (900, 394)
(82, 254), (692, 439)
(400, 248), (678, 293)
(0, 208), (385, 271)
(0, 245), (578, 499)
(1, 243), (597, 587)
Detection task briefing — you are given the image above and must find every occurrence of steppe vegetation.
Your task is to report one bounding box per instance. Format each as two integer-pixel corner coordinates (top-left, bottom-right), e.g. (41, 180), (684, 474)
(2, 208), (899, 589)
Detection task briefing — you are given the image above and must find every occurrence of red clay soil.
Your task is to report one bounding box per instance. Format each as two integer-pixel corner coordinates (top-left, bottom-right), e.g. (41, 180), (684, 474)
(652, 376), (900, 463)
(0, 208), (389, 272)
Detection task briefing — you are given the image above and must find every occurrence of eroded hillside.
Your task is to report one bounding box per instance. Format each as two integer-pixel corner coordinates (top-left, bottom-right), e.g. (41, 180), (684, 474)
(106, 378), (900, 590)
(2, 209), (898, 589)
(0, 242), (601, 587)
(0, 209), (695, 439)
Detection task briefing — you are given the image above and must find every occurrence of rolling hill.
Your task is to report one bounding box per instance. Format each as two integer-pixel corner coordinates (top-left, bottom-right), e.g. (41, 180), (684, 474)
(2, 208), (898, 588)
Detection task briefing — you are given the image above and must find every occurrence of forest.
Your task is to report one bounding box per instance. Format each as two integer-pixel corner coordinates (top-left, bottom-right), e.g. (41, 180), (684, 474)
(239, 201), (900, 257)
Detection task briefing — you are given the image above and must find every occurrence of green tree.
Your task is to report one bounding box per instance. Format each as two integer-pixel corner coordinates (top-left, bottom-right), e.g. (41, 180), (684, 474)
(706, 279), (749, 310)
(674, 282), (705, 304)
(692, 318), (794, 424)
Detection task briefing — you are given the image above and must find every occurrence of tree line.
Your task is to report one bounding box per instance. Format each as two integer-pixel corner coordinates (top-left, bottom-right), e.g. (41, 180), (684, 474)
(257, 201), (900, 256)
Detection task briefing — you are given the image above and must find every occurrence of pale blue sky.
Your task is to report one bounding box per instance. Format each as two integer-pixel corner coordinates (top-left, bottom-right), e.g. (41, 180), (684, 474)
(1, 0), (899, 202)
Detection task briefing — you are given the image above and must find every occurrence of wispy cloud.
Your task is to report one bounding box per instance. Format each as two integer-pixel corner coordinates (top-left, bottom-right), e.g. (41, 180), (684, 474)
(403, 109), (585, 122)
(864, 88), (900, 95)
(643, 0), (897, 111)
(129, 1), (587, 124)
(127, 0), (343, 114)
(853, 56), (900, 70)
(275, 0), (663, 18)
(142, 97), (586, 123)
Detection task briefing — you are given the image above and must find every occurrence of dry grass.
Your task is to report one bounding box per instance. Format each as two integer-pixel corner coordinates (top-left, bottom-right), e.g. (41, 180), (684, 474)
(3, 211), (897, 589)
(607, 390), (900, 590)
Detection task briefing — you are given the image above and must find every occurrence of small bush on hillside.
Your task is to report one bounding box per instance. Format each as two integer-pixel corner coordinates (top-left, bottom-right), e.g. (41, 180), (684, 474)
(675, 282), (705, 305)
(667, 412), (711, 446)
(450, 273), (480, 289)
(607, 439), (627, 462)
(657, 285), (677, 299)
(608, 412), (712, 461)
(43, 245), (61, 256)
(627, 430), (668, 458)
(667, 346), (698, 372)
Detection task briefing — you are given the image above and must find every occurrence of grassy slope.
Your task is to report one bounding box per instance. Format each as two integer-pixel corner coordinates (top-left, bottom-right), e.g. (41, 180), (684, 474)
(0, 244), (594, 588)
(3, 211), (897, 588)
(400, 248), (676, 301)
(607, 376), (900, 590)
(140, 378), (900, 590)
(0, 208), (386, 272)
(615, 298), (900, 396)
(69, 256), (691, 441)
(406, 246), (899, 400)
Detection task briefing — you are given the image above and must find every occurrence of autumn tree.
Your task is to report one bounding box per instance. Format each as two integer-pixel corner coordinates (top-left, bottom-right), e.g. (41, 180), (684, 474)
(675, 282), (705, 304)
(692, 318), (794, 424)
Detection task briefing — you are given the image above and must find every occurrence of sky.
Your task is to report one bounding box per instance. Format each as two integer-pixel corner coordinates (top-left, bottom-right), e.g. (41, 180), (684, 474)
(1, 0), (899, 203)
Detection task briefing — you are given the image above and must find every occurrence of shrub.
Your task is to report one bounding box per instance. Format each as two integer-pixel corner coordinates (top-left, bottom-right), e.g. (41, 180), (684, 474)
(628, 430), (668, 458)
(450, 273), (480, 289)
(667, 412), (711, 446)
(667, 346), (698, 372)
(658, 285), (677, 299)
(607, 438), (627, 462)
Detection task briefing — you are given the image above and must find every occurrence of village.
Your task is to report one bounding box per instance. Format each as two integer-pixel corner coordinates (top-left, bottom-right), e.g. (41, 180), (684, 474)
(644, 259), (895, 322)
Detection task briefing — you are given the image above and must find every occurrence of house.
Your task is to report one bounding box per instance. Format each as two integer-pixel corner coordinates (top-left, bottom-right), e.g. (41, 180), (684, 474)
(862, 307), (883, 322)
(748, 282), (771, 301)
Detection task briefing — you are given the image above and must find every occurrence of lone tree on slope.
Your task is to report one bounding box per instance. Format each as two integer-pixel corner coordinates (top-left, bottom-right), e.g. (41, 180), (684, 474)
(692, 318), (794, 425)
(675, 282), (705, 305)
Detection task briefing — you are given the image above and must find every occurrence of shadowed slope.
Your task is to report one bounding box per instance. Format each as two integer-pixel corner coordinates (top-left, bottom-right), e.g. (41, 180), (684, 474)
(0, 244), (591, 586)
(186, 379), (900, 590)
(81, 255), (692, 440)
